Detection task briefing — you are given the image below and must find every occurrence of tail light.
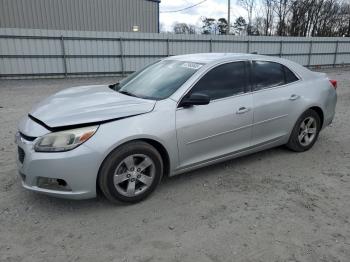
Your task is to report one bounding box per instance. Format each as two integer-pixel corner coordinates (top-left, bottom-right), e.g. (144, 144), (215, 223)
(329, 79), (337, 89)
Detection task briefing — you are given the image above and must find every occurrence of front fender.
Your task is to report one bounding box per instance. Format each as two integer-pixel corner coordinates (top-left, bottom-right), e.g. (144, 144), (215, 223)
(84, 99), (179, 175)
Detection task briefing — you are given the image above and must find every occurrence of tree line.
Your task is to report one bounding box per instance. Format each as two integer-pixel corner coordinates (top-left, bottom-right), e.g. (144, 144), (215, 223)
(171, 0), (350, 37)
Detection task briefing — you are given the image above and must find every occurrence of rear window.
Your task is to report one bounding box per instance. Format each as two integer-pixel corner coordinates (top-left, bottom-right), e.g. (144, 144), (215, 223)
(252, 61), (299, 91)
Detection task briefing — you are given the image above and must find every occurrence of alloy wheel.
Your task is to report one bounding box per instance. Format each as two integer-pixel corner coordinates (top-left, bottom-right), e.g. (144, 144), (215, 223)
(113, 154), (155, 197)
(298, 116), (317, 147)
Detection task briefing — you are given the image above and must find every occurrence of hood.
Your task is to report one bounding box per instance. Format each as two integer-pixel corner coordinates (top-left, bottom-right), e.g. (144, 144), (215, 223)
(29, 85), (156, 129)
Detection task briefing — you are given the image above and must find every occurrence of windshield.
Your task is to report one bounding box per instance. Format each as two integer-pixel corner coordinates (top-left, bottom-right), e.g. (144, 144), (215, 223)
(114, 60), (203, 100)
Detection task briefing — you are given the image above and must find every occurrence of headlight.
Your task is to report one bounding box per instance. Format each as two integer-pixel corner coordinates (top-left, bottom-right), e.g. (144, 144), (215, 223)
(34, 125), (98, 152)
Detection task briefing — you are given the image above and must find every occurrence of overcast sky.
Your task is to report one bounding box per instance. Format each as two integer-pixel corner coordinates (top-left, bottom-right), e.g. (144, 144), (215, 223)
(159, 0), (247, 32)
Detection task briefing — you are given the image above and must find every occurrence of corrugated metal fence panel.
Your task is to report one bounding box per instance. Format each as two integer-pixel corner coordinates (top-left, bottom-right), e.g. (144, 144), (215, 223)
(170, 34), (210, 55)
(0, 28), (350, 78)
(281, 40), (310, 65)
(123, 33), (165, 72)
(337, 41), (350, 64)
(0, 0), (159, 33)
(0, 29), (66, 75)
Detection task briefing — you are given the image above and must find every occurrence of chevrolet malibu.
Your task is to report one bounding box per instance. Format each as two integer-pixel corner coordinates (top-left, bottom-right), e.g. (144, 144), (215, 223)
(15, 53), (337, 203)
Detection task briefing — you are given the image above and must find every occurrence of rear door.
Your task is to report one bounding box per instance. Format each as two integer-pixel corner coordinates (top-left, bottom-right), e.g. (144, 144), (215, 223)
(251, 60), (300, 146)
(176, 61), (253, 169)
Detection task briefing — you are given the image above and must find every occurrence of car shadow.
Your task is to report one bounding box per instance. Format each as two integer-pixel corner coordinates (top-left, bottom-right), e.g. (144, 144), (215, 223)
(162, 146), (292, 185)
(21, 145), (294, 211)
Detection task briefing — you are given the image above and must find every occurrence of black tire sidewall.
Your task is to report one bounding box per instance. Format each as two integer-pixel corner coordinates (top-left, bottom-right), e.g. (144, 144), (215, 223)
(99, 142), (163, 203)
(288, 109), (321, 152)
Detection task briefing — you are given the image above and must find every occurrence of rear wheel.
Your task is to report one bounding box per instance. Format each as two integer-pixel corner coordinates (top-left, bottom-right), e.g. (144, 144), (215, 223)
(98, 141), (163, 203)
(287, 109), (321, 152)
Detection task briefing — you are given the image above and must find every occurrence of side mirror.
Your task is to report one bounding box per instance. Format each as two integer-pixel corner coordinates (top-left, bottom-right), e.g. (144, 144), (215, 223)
(179, 93), (210, 108)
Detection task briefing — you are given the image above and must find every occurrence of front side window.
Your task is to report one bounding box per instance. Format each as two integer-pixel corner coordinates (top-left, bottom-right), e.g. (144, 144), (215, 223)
(115, 60), (203, 100)
(252, 61), (299, 91)
(189, 61), (247, 100)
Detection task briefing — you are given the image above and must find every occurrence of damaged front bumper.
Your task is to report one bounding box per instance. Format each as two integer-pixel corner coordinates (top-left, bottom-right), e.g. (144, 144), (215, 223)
(15, 129), (100, 200)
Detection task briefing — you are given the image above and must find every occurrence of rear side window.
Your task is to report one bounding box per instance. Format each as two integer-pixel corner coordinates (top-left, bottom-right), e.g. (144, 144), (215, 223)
(284, 66), (299, 83)
(252, 61), (298, 91)
(190, 61), (247, 100)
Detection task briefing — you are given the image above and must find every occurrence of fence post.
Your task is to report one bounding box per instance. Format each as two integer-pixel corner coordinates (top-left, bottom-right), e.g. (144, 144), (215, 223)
(279, 40), (283, 57)
(60, 35), (67, 77)
(307, 40), (313, 67)
(209, 38), (213, 52)
(247, 39), (250, 53)
(333, 40), (339, 67)
(166, 38), (170, 56)
(119, 37), (125, 77)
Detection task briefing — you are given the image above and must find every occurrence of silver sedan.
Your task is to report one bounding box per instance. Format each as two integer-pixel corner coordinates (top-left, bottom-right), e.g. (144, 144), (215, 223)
(15, 53), (337, 203)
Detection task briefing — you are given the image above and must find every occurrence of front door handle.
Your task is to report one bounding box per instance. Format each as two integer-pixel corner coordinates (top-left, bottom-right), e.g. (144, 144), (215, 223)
(236, 107), (250, 114)
(289, 94), (300, 101)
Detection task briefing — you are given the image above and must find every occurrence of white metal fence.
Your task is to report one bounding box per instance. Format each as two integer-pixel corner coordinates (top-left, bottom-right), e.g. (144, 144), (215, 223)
(1, 28), (350, 78)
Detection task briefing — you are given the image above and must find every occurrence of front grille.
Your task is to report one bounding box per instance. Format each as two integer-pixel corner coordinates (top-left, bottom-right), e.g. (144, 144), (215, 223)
(18, 146), (25, 163)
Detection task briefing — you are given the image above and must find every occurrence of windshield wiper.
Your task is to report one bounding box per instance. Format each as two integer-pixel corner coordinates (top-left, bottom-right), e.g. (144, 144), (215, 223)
(118, 90), (139, 98)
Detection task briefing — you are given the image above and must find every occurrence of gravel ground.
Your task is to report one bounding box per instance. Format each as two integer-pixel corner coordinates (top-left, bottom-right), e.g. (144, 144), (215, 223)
(0, 68), (349, 262)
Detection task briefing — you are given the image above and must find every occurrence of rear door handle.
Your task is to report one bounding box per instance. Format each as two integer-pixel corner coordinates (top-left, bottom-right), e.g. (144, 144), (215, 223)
(236, 107), (250, 114)
(289, 94), (300, 101)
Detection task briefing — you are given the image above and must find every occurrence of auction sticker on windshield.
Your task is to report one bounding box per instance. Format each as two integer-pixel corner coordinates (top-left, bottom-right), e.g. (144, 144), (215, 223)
(181, 62), (203, 70)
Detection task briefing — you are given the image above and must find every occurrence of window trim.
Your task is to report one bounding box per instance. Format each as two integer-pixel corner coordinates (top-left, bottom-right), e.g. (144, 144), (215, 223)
(250, 60), (301, 93)
(177, 60), (250, 108)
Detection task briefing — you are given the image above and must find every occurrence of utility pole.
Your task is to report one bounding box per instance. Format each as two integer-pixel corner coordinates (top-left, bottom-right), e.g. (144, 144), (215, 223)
(227, 0), (230, 34)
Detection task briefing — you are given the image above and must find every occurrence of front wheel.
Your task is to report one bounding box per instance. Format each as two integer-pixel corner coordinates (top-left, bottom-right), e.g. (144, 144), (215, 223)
(98, 141), (163, 203)
(286, 109), (321, 152)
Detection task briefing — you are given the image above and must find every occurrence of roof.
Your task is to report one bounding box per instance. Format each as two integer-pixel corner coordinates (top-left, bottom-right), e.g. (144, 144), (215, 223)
(164, 52), (311, 80)
(165, 53), (262, 64)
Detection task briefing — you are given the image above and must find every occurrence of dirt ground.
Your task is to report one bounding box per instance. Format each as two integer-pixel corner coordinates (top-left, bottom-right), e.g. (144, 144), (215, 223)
(0, 68), (349, 262)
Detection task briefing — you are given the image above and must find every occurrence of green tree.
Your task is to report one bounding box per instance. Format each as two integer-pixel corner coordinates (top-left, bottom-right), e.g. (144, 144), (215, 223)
(201, 17), (216, 34)
(233, 16), (247, 35)
(173, 23), (196, 34)
(217, 18), (229, 35)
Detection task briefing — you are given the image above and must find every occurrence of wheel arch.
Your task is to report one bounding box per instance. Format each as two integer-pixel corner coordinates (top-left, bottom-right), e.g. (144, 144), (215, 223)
(309, 106), (324, 128)
(137, 138), (171, 178)
(96, 138), (171, 195)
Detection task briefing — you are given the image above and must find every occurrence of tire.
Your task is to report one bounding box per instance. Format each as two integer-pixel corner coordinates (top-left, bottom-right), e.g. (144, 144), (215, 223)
(98, 141), (163, 204)
(286, 109), (321, 152)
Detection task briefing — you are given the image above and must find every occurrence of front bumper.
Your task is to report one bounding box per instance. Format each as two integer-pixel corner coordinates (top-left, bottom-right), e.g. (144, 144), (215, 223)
(15, 133), (100, 200)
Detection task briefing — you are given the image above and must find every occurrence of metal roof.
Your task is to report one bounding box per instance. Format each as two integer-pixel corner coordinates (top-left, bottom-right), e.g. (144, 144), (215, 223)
(165, 53), (260, 64)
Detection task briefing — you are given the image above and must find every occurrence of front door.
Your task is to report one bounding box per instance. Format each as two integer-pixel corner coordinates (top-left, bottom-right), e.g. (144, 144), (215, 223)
(175, 61), (253, 169)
